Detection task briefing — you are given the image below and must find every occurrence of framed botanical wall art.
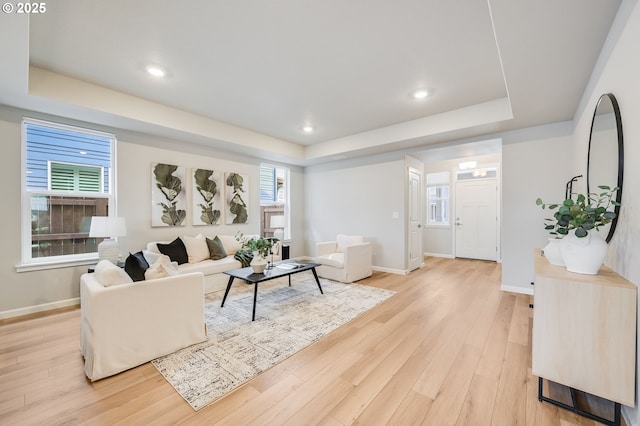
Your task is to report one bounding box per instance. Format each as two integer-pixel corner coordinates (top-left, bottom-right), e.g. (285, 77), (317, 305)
(225, 172), (249, 224)
(151, 163), (187, 227)
(192, 168), (222, 225)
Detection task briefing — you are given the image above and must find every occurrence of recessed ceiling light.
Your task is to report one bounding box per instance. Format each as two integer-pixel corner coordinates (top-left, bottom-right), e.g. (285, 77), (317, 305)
(146, 65), (166, 77)
(412, 89), (429, 99)
(302, 125), (314, 133)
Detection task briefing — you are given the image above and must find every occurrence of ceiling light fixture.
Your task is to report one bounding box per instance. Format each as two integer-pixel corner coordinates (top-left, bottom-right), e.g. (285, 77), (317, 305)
(146, 65), (166, 77)
(412, 89), (429, 99)
(302, 125), (314, 133)
(459, 161), (477, 170)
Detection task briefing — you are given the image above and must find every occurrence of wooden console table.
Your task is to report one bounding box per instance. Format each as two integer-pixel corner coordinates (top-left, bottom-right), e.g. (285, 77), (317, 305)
(532, 250), (636, 425)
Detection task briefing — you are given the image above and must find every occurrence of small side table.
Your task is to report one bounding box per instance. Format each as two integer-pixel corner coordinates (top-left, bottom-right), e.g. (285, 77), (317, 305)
(88, 261), (125, 273)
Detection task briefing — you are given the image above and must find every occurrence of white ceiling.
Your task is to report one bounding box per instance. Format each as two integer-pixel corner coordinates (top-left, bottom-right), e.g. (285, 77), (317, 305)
(0, 0), (621, 165)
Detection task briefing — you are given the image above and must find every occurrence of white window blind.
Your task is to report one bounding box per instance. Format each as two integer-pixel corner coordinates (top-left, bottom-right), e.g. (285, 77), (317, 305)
(260, 166), (276, 203)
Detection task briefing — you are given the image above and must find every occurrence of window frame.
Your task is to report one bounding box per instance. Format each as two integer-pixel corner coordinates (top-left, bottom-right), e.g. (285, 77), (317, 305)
(19, 118), (117, 271)
(426, 171), (451, 228)
(259, 163), (291, 241)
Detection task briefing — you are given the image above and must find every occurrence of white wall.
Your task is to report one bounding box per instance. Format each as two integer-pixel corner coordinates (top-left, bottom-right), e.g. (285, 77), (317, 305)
(117, 139), (306, 258)
(0, 107), (305, 316)
(500, 123), (574, 294)
(0, 113), (88, 315)
(305, 153), (407, 273)
(570, 0), (640, 422)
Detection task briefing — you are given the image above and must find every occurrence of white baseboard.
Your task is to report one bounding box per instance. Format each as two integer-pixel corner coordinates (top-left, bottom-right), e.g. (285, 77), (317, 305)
(622, 406), (635, 426)
(372, 266), (411, 275)
(500, 284), (533, 296)
(424, 252), (455, 259)
(302, 255), (410, 276)
(0, 297), (80, 320)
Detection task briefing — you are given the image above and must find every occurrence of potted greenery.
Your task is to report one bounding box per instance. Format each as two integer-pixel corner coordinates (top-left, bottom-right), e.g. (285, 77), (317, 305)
(235, 232), (276, 273)
(536, 186), (619, 274)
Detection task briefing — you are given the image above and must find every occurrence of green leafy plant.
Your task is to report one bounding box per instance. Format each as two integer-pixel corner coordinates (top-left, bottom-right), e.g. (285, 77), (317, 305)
(536, 186), (619, 238)
(194, 169), (220, 225)
(235, 232), (274, 258)
(153, 163), (186, 226)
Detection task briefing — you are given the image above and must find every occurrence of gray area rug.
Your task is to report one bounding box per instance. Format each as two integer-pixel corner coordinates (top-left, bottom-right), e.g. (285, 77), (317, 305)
(152, 273), (395, 411)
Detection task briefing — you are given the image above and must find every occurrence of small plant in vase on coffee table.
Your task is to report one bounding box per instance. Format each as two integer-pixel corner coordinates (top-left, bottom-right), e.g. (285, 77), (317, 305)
(235, 232), (276, 274)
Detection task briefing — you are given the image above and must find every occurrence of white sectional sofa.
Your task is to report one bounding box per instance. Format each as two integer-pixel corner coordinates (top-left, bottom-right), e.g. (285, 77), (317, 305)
(146, 234), (281, 293)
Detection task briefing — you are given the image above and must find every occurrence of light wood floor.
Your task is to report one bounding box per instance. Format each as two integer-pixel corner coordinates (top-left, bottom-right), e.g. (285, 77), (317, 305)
(0, 257), (615, 425)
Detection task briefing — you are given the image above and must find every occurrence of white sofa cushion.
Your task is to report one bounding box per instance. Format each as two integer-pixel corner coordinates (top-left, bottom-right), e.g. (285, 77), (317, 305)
(142, 250), (171, 266)
(177, 256), (242, 275)
(216, 234), (243, 255)
(316, 252), (345, 269)
(145, 257), (180, 280)
(182, 234), (210, 263)
(336, 234), (364, 253)
(94, 260), (133, 287)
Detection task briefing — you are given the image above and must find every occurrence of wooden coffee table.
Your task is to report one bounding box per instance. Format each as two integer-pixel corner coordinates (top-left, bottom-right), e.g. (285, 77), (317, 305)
(221, 261), (323, 321)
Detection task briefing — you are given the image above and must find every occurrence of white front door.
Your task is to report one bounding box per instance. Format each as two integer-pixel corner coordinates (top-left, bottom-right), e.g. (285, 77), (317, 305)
(455, 178), (497, 261)
(408, 167), (423, 271)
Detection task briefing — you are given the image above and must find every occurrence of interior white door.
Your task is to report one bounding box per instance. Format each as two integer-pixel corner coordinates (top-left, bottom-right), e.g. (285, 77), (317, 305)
(455, 178), (497, 261)
(408, 167), (423, 271)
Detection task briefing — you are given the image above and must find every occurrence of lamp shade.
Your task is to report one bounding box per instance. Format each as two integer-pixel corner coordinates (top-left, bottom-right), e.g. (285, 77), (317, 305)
(89, 217), (127, 238)
(270, 215), (285, 229)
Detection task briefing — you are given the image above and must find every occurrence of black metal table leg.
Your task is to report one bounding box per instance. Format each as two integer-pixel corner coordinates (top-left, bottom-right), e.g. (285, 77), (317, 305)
(288, 274), (291, 287)
(538, 377), (543, 401)
(220, 276), (235, 307)
(252, 281), (258, 321)
(311, 268), (324, 294)
(538, 377), (621, 426)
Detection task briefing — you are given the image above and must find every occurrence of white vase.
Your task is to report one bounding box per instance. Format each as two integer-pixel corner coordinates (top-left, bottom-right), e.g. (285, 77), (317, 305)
(542, 238), (565, 266)
(250, 253), (267, 274)
(560, 232), (607, 275)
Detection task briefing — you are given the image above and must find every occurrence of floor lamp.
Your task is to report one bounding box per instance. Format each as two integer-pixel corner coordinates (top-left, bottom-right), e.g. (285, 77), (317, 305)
(89, 216), (127, 264)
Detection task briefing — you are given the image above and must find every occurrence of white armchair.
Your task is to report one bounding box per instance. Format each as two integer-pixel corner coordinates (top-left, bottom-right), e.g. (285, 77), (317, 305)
(80, 269), (207, 381)
(315, 234), (372, 283)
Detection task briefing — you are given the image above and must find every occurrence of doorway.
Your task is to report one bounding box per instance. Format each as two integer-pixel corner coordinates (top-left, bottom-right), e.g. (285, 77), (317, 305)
(407, 165), (423, 271)
(454, 173), (498, 261)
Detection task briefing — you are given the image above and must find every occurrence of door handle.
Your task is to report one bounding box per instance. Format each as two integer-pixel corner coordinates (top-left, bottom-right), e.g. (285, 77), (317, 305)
(456, 222), (462, 226)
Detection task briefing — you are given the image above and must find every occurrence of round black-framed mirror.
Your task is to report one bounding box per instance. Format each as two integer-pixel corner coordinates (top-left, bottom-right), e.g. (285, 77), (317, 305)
(586, 93), (623, 243)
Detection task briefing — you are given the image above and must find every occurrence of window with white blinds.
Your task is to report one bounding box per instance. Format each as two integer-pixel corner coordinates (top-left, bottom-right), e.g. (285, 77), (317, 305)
(259, 164), (290, 240)
(259, 166), (276, 203)
(21, 118), (116, 266)
(260, 164), (288, 204)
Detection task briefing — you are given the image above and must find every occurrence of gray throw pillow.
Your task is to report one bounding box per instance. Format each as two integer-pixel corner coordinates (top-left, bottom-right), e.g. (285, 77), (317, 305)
(206, 236), (227, 260)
